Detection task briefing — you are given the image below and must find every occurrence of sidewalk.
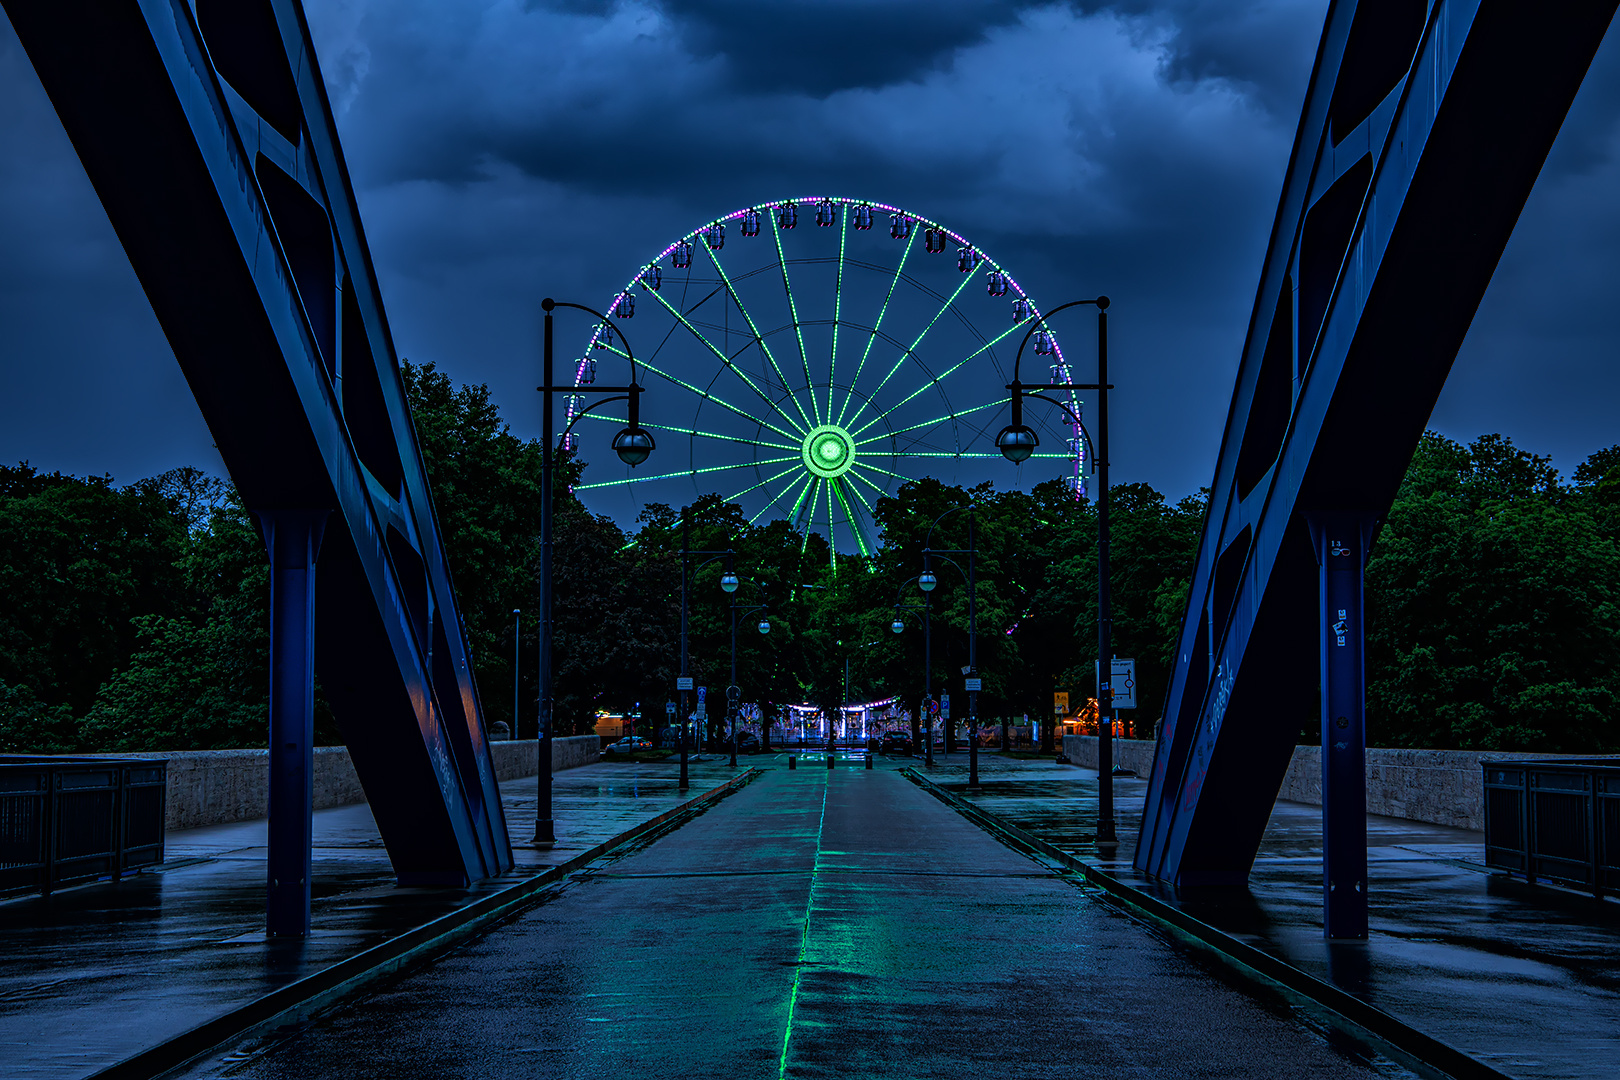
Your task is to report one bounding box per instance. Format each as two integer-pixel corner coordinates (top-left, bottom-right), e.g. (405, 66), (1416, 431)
(0, 755), (749, 1079)
(924, 752), (1620, 1080)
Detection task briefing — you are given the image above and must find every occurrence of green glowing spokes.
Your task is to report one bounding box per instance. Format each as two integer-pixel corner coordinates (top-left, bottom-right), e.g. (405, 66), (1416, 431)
(643, 285), (806, 439)
(787, 472), (816, 526)
(848, 319), (1027, 441)
(835, 476), (881, 557)
(722, 460), (805, 504)
(771, 208), (820, 426)
(610, 337), (800, 445)
(573, 454), (798, 491)
(885, 451), (1074, 459)
(845, 466), (892, 504)
(699, 231), (815, 434)
(848, 459), (918, 484)
(835, 226), (917, 428)
(854, 398), (1004, 446)
(576, 411), (798, 453)
(829, 478), (872, 558)
(829, 210), (848, 427)
(840, 259), (983, 434)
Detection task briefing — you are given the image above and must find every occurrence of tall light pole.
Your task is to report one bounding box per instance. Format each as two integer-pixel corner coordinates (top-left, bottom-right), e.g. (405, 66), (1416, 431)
(995, 296), (1115, 843)
(728, 581), (770, 769)
(920, 504), (979, 788)
(677, 505), (736, 791)
(891, 577), (930, 763)
(535, 298), (654, 846)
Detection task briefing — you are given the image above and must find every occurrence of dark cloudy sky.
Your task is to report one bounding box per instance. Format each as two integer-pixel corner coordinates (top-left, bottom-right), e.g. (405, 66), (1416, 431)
(2, 1), (1616, 505)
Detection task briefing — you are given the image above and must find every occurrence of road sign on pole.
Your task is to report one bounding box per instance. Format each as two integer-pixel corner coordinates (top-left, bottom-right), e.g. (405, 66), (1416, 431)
(1096, 658), (1137, 709)
(676, 677), (694, 690)
(1054, 691), (1069, 715)
(964, 677), (982, 692)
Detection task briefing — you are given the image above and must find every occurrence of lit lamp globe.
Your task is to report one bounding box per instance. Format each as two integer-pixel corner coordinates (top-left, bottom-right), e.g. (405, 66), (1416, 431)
(611, 426), (656, 466)
(757, 619), (771, 635)
(719, 571), (739, 593)
(891, 619), (905, 634)
(994, 424), (1039, 463)
(917, 570), (938, 593)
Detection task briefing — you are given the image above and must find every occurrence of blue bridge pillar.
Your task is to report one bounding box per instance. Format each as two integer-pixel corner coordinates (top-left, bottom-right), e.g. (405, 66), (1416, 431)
(1309, 512), (1375, 940)
(261, 511), (329, 938)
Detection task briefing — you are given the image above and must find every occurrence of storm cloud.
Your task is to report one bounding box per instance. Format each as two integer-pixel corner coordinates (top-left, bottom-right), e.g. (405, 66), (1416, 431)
(1, 1), (1615, 504)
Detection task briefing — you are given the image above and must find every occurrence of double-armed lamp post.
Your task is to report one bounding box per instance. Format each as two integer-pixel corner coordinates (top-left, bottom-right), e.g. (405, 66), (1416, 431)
(994, 296), (1116, 844)
(533, 298), (655, 846)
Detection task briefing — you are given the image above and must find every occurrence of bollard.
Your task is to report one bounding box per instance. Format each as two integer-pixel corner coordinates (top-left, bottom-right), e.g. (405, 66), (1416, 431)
(827, 753), (836, 770)
(788, 755), (796, 770)
(865, 754), (873, 770)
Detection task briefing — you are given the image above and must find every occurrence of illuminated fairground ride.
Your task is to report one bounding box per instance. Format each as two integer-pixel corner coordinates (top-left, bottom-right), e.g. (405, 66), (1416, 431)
(569, 197), (1089, 559)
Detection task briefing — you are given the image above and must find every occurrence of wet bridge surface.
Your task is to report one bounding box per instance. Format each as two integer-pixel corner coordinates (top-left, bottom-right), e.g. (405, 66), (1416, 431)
(174, 768), (1402, 1079)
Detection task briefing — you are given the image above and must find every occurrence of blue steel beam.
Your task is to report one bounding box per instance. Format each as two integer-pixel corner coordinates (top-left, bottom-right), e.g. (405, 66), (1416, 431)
(3, 0), (513, 890)
(1136, 0), (1617, 890)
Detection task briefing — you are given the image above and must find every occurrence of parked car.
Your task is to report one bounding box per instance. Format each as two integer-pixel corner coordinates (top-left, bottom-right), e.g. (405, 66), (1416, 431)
(605, 736), (652, 754)
(731, 732), (761, 753)
(879, 731), (913, 755)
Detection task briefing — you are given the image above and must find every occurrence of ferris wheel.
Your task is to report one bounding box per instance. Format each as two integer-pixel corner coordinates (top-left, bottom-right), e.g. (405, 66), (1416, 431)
(568, 197), (1087, 558)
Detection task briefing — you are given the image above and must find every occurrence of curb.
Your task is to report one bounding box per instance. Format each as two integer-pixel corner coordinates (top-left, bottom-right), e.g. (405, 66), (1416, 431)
(899, 768), (1508, 1080)
(94, 767), (765, 1080)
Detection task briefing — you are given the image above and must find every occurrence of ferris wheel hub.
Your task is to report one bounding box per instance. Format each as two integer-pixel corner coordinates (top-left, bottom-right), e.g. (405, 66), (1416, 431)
(801, 424), (857, 479)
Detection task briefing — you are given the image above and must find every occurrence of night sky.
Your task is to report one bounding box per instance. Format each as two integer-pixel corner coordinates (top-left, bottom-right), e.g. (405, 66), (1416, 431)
(2, 1), (1616, 509)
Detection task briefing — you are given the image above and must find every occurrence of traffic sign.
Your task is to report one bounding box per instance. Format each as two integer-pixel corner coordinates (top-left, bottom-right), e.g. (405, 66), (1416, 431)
(1096, 658), (1137, 709)
(964, 677), (982, 692)
(676, 676), (694, 690)
(1054, 691), (1069, 715)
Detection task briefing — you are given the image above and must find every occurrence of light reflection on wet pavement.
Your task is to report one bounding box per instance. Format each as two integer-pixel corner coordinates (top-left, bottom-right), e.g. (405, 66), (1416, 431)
(0, 756), (748, 1079)
(937, 755), (1620, 1079)
(170, 766), (1409, 1080)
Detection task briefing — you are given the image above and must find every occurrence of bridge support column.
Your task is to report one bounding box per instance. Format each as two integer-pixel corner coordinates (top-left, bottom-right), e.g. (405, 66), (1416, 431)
(1308, 512), (1374, 940)
(260, 511), (329, 937)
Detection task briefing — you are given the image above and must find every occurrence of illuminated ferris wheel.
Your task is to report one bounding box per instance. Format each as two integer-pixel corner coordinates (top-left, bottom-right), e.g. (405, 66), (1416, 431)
(568, 197), (1087, 557)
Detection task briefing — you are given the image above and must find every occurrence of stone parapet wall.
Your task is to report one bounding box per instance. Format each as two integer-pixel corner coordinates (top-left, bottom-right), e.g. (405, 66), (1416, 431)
(87, 735), (599, 831)
(1060, 736), (1583, 831)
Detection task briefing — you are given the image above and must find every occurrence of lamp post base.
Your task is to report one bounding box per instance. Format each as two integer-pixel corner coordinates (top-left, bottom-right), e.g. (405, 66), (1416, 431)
(531, 818), (555, 848)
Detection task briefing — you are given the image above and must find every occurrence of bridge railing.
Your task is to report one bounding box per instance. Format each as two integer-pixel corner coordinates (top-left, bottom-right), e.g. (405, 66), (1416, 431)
(1483, 758), (1620, 898)
(0, 756), (166, 896)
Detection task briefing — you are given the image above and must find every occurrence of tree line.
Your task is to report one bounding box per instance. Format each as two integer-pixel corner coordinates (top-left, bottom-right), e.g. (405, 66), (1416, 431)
(2, 361), (1616, 754)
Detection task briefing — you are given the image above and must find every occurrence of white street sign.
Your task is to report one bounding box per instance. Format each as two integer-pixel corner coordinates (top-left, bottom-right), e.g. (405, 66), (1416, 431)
(1096, 658), (1137, 710)
(677, 677), (694, 690)
(964, 677), (982, 692)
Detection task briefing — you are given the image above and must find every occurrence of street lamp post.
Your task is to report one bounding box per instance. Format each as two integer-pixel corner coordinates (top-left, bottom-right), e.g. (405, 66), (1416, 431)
(920, 504), (980, 789)
(995, 296), (1116, 844)
(677, 505), (737, 791)
(535, 298), (654, 847)
(728, 581), (770, 769)
(891, 578), (932, 765)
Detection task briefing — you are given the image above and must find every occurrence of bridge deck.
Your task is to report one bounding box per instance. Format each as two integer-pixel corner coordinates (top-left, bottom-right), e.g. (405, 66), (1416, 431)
(166, 764), (1393, 1079)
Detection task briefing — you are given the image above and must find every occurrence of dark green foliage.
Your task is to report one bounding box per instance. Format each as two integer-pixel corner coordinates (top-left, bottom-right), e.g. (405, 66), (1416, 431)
(1364, 433), (1620, 751)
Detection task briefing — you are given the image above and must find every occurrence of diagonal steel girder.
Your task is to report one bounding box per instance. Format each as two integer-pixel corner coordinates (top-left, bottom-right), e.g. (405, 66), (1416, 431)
(4, 0), (514, 884)
(1135, 0), (1617, 886)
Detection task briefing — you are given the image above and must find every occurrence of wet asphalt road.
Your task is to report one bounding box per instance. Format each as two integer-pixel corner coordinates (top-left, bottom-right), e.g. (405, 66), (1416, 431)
(183, 768), (1407, 1079)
